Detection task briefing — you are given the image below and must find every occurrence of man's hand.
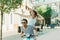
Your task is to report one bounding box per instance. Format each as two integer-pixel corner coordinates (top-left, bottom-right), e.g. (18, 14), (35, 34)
(20, 31), (25, 37)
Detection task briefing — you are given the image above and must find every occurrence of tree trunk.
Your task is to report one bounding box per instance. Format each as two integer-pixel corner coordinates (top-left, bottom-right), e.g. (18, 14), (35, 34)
(45, 18), (51, 27)
(1, 10), (3, 40)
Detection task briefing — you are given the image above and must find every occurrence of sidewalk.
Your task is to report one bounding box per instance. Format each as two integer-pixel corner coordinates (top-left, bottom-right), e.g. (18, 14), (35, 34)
(2, 30), (18, 38)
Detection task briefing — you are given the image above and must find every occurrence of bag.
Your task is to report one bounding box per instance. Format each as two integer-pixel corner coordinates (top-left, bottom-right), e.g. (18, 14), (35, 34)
(18, 26), (21, 33)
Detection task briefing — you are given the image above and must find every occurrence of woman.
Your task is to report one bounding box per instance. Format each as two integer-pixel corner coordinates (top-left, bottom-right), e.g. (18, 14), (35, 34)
(16, 7), (44, 30)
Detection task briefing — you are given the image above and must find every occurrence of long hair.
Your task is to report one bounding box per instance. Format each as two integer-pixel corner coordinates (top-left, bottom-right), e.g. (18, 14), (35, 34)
(32, 10), (38, 17)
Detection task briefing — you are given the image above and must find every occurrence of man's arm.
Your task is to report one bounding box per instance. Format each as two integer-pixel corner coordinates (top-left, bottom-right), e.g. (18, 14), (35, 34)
(20, 27), (25, 37)
(20, 31), (25, 37)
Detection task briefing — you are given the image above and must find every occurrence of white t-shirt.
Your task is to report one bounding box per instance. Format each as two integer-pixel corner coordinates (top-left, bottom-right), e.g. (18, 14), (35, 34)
(28, 17), (37, 27)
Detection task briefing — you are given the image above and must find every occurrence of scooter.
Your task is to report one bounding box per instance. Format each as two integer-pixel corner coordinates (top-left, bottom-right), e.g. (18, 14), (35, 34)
(20, 34), (36, 40)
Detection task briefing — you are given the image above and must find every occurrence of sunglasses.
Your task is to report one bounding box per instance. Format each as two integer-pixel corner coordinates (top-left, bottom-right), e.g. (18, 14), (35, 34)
(21, 22), (26, 24)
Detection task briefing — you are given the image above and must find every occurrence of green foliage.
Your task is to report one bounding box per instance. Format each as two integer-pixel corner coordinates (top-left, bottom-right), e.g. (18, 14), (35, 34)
(36, 5), (52, 18)
(0, 0), (23, 13)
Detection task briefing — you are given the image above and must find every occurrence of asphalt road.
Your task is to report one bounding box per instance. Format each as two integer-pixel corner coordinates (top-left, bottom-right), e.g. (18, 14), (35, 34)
(2, 28), (57, 40)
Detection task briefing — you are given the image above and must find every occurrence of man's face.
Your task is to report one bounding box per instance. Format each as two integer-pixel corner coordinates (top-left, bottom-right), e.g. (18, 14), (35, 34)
(21, 20), (27, 26)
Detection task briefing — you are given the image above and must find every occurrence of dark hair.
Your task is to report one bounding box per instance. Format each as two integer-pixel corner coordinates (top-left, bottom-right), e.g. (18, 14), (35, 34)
(32, 10), (38, 17)
(22, 19), (28, 23)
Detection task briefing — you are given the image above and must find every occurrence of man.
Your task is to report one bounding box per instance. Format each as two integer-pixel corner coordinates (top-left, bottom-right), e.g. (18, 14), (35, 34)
(20, 19), (34, 37)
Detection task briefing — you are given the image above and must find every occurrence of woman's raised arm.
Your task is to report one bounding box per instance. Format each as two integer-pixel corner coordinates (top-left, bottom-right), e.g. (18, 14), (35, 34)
(15, 13), (30, 18)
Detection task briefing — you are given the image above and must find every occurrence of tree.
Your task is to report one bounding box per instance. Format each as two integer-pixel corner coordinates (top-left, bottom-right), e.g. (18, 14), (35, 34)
(36, 5), (52, 27)
(0, 0), (22, 39)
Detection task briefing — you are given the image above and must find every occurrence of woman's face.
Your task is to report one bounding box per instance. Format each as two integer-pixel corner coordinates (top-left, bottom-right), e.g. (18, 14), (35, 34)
(30, 11), (36, 18)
